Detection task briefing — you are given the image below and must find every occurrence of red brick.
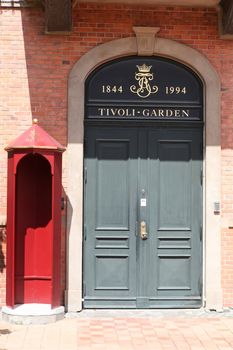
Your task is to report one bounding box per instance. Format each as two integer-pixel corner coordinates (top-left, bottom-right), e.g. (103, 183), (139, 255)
(0, 4), (233, 307)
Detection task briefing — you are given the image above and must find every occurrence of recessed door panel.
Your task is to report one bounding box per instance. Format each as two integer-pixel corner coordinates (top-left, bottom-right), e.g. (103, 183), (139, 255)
(96, 140), (129, 230)
(158, 141), (191, 230)
(84, 127), (137, 307)
(157, 255), (191, 290)
(95, 255), (129, 290)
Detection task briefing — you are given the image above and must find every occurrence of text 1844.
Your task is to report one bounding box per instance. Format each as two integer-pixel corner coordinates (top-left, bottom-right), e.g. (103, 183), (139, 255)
(102, 85), (123, 93)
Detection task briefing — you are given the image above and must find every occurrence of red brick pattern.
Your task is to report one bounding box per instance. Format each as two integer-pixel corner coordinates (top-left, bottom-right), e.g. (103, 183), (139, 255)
(1, 315), (233, 349)
(1, 4), (233, 306)
(76, 317), (233, 350)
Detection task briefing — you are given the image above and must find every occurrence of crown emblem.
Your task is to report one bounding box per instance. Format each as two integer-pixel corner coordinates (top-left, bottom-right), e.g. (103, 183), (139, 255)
(136, 64), (152, 73)
(130, 63), (158, 98)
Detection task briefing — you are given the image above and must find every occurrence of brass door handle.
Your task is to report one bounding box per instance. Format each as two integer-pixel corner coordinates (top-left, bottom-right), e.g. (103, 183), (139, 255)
(140, 220), (148, 240)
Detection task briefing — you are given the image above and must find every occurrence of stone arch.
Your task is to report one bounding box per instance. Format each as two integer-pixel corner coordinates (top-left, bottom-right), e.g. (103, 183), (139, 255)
(66, 36), (222, 312)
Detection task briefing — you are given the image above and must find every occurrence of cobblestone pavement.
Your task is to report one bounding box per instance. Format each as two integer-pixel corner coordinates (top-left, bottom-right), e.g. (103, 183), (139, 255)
(1, 310), (233, 349)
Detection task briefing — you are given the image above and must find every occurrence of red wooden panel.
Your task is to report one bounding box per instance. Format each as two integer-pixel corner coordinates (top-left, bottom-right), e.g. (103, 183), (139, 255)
(6, 154), (16, 307)
(15, 154), (52, 304)
(15, 279), (52, 304)
(51, 153), (62, 308)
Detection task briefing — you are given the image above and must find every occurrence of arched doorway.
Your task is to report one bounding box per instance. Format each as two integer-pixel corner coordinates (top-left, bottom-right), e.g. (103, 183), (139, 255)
(67, 35), (222, 312)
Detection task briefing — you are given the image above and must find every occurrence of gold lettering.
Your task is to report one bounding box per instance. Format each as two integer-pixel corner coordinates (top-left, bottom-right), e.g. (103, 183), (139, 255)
(118, 109), (125, 116)
(166, 110), (173, 117)
(142, 109), (150, 117)
(125, 108), (135, 117)
(102, 85), (123, 93)
(158, 109), (164, 117)
(98, 108), (105, 116)
(165, 86), (187, 95)
(110, 108), (117, 116)
(151, 110), (157, 117)
(174, 110), (181, 117)
(98, 107), (190, 118)
(182, 109), (189, 117)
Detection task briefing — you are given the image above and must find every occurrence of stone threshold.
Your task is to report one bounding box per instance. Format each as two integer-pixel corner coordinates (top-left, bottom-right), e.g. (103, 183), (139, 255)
(1, 304), (64, 324)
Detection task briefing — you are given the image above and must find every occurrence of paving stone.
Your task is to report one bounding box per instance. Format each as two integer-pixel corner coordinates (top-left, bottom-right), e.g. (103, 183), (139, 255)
(0, 311), (233, 349)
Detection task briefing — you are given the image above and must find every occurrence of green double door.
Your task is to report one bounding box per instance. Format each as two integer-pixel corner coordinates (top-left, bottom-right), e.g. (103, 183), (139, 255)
(84, 125), (203, 308)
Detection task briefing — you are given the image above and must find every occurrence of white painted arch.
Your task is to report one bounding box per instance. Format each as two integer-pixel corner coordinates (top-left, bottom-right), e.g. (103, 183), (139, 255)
(66, 36), (222, 312)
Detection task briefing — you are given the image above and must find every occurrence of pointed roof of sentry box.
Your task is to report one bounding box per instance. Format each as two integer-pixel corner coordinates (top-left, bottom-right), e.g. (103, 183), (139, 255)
(5, 119), (65, 152)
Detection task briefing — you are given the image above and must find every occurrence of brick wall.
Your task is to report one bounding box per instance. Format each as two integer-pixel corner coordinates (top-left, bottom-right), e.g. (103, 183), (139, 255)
(1, 3), (233, 307)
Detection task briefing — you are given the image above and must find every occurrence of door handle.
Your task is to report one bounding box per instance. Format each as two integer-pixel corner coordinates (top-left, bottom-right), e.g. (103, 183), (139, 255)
(140, 221), (148, 240)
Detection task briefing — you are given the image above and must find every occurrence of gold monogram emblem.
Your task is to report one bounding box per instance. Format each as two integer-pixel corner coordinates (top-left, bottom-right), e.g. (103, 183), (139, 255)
(130, 64), (158, 98)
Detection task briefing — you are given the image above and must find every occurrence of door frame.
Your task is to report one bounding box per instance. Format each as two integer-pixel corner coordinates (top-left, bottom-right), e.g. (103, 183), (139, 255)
(66, 33), (222, 312)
